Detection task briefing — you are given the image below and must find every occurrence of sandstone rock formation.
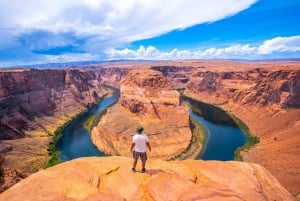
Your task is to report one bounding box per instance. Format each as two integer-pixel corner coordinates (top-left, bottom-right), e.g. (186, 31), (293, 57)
(232, 69), (300, 107)
(0, 157), (295, 201)
(1, 60), (299, 197)
(180, 64), (300, 196)
(150, 61), (300, 196)
(0, 68), (128, 174)
(92, 68), (192, 160)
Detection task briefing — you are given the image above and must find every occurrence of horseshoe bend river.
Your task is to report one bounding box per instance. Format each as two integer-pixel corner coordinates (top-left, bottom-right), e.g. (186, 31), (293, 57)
(56, 91), (247, 162)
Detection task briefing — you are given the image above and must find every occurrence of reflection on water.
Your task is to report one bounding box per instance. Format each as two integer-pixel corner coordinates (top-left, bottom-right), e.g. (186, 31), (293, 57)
(57, 91), (247, 162)
(183, 96), (248, 160)
(190, 108), (247, 160)
(56, 91), (119, 161)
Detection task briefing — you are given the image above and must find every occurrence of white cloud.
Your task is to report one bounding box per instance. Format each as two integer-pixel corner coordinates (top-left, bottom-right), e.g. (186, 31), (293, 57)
(257, 36), (300, 54)
(106, 35), (300, 60)
(2, 1), (299, 65)
(0, 0), (257, 53)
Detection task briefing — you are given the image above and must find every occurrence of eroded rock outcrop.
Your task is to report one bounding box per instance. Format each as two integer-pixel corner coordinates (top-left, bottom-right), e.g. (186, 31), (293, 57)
(92, 68), (192, 160)
(186, 68), (300, 108)
(0, 157), (295, 201)
(0, 68), (127, 174)
(233, 70), (300, 107)
(180, 63), (300, 196)
(0, 69), (106, 140)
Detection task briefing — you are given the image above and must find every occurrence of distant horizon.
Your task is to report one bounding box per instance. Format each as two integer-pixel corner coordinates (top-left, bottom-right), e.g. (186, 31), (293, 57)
(1, 58), (300, 69)
(0, 0), (299, 67)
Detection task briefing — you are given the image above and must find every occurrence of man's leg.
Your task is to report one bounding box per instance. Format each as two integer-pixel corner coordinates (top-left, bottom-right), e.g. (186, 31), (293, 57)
(142, 161), (146, 170)
(132, 159), (137, 170)
(141, 152), (147, 172)
(132, 151), (138, 172)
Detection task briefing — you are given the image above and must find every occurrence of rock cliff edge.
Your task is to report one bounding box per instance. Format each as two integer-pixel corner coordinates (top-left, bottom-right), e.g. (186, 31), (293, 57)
(0, 157), (294, 201)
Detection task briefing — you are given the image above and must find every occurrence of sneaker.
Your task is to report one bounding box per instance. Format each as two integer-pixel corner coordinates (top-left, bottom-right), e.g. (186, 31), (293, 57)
(131, 168), (136, 173)
(141, 168), (146, 173)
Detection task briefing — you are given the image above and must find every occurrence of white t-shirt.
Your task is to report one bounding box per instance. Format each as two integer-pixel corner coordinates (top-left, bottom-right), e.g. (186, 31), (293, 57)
(132, 134), (148, 152)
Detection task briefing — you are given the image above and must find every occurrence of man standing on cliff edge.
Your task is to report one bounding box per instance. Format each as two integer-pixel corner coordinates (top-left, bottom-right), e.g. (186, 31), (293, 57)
(130, 126), (151, 173)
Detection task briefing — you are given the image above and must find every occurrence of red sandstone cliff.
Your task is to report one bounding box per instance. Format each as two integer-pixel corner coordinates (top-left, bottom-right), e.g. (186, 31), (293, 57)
(0, 69), (104, 140)
(150, 61), (300, 196)
(0, 68), (128, 174)
(92, 68), (193, 160)
(232, 69), (300, 107)
(165, 62), (300, 196)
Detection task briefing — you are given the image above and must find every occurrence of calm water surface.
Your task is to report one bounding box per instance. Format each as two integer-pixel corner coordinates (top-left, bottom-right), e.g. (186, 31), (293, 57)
(190, 109), (247, 160)
(57, 92), (247, 161)
(56, 92), (119, 161)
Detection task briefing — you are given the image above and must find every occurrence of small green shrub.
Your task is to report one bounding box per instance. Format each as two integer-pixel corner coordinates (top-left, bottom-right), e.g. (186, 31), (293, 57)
(231, 113), (260, 161)
(84, 115), (96, 131)
(45, 126), (64, 168)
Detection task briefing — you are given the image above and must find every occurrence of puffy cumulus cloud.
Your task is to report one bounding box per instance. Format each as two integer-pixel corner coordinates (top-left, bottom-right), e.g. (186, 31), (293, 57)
(0, 0), (257, 62)
(257, 36), (300, 54)
(202, 44), (257, 57)
(106, 35), (300, 60)
(106, 45), (255, 60)
(108, 46), (160, 59)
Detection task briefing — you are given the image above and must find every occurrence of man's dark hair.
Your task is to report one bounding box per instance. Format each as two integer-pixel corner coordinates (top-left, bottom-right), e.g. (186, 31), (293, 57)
(136, 126), (144, 133)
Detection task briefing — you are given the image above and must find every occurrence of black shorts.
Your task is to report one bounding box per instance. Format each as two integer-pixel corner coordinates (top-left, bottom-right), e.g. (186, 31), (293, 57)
(132, 151), (147, 162)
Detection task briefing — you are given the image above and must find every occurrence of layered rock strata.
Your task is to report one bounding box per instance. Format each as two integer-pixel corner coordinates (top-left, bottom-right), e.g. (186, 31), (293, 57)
(152, 62), (300, 195)
(92, 68), (192, 160)
(0, 68), (128, 174)
(0, 157), (295, 201)
(180, 64), (300, 196)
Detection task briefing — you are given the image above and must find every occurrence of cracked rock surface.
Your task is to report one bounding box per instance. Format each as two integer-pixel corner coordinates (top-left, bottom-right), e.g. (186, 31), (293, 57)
(0, 156), (294, 201)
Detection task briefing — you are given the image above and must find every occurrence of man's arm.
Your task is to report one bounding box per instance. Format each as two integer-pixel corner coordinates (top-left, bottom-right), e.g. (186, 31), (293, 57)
(130, 143), (135, 152)
(146, 142), (151, 151)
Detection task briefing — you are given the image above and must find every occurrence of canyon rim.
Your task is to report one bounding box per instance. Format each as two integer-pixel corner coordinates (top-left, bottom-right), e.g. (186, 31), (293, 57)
(0, 60), (299, 199)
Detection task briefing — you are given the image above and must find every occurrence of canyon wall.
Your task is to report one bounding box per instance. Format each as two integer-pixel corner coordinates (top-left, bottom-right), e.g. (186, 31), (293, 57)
(0, 60), (299, 197)
(0, 67), (128, 174)
(1, 69), (104, 140)
(151, 61), (300, 196)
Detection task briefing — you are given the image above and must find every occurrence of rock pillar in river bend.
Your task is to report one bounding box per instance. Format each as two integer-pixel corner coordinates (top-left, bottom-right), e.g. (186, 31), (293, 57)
(91, 68), (192, 160)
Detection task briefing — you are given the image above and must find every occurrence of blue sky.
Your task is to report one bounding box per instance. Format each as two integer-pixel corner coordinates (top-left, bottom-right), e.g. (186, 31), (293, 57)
(0, 0), (299, 67)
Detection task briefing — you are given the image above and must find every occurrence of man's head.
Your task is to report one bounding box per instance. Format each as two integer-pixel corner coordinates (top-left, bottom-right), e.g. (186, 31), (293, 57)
(136, 126), (144, 134)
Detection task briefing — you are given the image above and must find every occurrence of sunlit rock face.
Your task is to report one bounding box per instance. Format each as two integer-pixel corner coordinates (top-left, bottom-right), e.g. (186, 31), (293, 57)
(0, 68), (127, 174)
(92, 68), (192, 160)
(232, 70), (300, 107)
(0, 69), (109, 140)
(0, 157), (295, 201)
(183, 65), (300, 195)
